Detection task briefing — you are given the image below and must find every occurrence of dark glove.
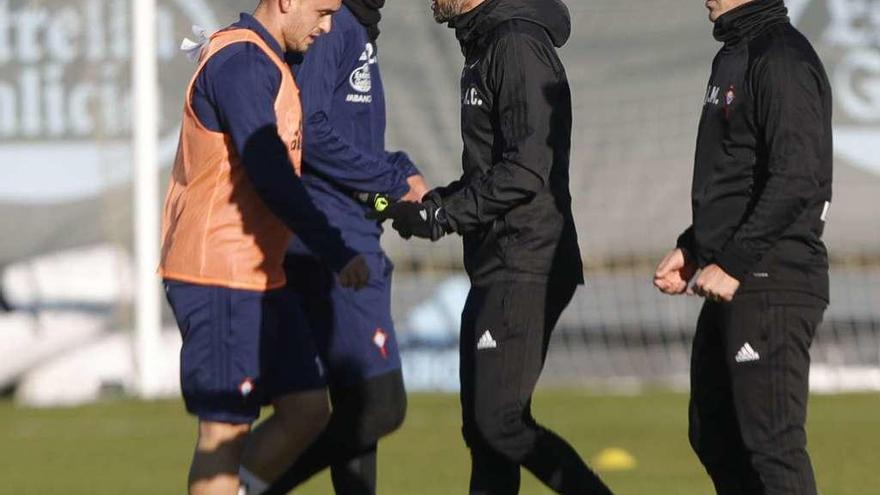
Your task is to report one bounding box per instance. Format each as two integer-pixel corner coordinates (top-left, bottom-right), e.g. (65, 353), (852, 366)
(366, 199), (449, 241)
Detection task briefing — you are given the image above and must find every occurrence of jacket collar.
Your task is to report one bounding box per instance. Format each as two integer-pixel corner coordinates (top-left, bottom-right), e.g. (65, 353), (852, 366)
(343, 0), (384, 41)
(713, 0), (789, 45)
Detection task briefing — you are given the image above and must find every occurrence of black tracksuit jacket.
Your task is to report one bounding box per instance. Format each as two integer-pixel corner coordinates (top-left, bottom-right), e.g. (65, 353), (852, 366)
(433, 0), (583, 286)
(678, 0), (833, 301)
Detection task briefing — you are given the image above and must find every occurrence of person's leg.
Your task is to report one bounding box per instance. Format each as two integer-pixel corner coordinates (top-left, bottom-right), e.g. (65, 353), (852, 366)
(190, 421), (251, 495)
(327, 369), (406, 495)
(520, 404), (609, 495)
(329, 446), (377, 495)
(163, 281), (271, 495)
(324, 253), (405, 495)
(688, 298), (762, 495)
(724, 293), (823, 495)
(459, 284), (521, 495)
(262, 254), (406, 495)
(461, 282), (611, 495)
(240, 390), (330, 489)
(262, 369), (406, 494)
(238, 286), (331, 494)
(519, 282), (611, 495)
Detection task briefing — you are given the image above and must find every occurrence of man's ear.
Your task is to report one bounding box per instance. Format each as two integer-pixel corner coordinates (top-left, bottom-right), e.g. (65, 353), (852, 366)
(279, 0), (294, 15)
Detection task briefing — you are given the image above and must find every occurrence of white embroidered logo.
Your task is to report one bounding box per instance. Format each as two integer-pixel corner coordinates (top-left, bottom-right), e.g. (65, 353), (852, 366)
(463, 87), (484, 107)
(347, 43), (377, 103)
(477, 330), (497, 350)
(349, 64), (371, 93)
(735, 343), (760, 363)
(705, 85), (721, 105)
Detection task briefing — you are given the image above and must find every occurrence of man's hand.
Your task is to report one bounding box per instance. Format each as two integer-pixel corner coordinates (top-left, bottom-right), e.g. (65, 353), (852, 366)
(692, 264), (740, 302)
(338, 255), (370, 290)
(366, 200), (446, 241)
(654, 248), (698, 295)
(400, 175), (430, 203)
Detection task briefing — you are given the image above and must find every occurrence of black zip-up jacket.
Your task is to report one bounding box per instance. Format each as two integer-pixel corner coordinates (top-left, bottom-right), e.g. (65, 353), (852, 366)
(433, 0), (583, 285)
(677, 0), (833, 301)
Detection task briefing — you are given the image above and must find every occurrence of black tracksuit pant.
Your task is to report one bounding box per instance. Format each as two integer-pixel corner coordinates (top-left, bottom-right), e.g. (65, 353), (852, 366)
(459, 280), (612, 495)
(689, 291), (825, 495)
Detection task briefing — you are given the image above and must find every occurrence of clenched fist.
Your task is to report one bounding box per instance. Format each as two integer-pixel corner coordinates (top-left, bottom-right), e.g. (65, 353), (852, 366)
(692, 264), (740, 302)
(653, 248), (698, 295)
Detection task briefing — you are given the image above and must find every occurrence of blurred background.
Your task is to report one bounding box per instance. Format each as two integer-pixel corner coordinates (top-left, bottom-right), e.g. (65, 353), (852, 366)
(1, 0), (878, 493)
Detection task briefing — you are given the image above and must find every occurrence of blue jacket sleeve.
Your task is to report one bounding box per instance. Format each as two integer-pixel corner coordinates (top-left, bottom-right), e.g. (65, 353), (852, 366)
(296, 30), (419, 200)
(207, 45), (357, 272)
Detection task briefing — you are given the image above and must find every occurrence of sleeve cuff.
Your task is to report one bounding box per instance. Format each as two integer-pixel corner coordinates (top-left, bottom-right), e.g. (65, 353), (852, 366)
(424, 193), (457, 234)
(387, 151), (420, 177)
(387, 182), (411, 202)
(385, 152), (419, 201)
(402, 161), (421, 178)
(714, 241), (759, 282)
(676, 228), (695, 258)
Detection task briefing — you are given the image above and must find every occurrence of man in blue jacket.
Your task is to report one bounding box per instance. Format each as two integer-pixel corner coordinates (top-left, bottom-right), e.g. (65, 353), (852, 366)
(252, 1), (428, 494)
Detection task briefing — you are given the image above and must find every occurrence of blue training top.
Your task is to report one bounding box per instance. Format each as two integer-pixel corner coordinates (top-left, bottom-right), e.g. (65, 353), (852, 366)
(286, 5), (420, 257)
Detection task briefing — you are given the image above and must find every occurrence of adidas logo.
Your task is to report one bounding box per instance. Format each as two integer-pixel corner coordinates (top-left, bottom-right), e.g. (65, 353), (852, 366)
(735, 342), (760, 363)
(477, 330), (497, 350)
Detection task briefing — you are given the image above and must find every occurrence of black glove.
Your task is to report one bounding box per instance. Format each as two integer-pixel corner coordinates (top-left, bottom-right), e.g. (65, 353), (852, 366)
(366, 199), (449, 241)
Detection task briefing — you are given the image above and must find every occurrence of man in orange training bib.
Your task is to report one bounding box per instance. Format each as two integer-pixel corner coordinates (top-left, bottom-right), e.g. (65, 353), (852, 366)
(158, 1), (369, 493)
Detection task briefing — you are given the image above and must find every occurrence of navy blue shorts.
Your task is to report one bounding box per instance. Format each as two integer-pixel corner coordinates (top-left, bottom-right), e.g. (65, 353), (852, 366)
(284, 252), (401, 387)
(163, 280), (325, 424)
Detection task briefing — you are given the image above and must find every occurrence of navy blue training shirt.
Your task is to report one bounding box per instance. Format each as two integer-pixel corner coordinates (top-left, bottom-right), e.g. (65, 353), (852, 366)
(190, 13), (356, 272)
(286, 6), (420, 256)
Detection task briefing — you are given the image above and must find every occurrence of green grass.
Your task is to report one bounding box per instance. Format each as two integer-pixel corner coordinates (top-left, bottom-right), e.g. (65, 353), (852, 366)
(1, 391), (877, 494)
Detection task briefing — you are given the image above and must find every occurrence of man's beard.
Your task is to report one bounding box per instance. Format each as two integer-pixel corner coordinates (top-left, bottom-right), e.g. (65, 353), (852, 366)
(432, 0), (465, 23)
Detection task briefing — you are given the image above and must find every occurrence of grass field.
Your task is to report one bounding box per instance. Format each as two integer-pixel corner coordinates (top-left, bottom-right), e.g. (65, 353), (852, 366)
(1, 391), (877, 494)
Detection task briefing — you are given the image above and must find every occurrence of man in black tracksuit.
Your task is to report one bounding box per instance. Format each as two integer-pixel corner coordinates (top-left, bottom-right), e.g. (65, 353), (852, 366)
(371, 0), (612, 493)
(654, 1), (832, 494)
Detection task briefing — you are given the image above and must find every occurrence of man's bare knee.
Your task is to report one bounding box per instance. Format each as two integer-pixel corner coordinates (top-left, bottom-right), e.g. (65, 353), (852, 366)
(189, 421), (250, 495)
(197, 421), (250, 452)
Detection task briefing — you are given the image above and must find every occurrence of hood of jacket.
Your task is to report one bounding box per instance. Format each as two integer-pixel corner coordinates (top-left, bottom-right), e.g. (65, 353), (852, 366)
(450, 0), (571, 49)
